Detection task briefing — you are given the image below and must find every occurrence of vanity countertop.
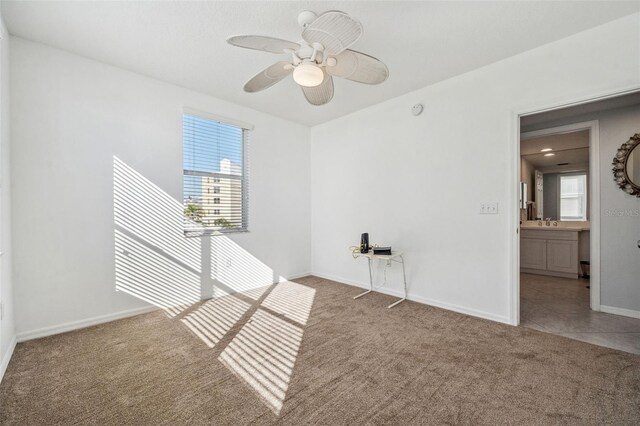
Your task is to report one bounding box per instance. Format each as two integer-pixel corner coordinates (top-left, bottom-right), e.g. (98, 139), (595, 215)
(521, 225), (591, 232)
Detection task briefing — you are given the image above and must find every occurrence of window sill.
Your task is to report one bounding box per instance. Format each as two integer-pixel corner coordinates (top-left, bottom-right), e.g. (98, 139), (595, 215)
(184, 229), (249, 238)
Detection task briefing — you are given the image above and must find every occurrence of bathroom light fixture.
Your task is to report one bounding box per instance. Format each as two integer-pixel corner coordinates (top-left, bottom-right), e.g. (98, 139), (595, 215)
(544, 153), (555, 157)
(293, 62), (324, 87)
(540, 148), (553, 152)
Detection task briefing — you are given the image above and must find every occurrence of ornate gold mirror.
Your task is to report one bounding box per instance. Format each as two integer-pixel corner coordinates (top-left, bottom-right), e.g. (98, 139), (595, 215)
(612, 133), (640, 197)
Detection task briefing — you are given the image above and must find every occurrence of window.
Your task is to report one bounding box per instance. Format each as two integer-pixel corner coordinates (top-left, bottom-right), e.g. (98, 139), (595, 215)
(560, 174), (587, 221)
(183, 111), (249, 234)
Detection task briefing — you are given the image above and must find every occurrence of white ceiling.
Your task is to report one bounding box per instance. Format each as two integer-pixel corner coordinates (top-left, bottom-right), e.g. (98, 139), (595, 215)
(524, 147), (589, 169)
(3, 1), (639, 126)
(521, 130), (589, 156)
(521, 130), (590, 169)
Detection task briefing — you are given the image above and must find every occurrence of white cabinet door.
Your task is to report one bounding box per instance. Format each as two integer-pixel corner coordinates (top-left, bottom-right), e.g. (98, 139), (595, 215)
(547, 240), (578, 275)
(521, 238), (547, 270)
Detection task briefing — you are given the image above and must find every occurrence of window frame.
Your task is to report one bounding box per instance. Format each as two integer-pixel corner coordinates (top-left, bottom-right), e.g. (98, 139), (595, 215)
(558, 172), (588, 221)
(182, 108), (251, 236)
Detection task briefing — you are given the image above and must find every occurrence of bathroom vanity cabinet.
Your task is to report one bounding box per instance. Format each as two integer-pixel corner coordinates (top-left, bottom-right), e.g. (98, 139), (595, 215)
(520, 228), (586, 279)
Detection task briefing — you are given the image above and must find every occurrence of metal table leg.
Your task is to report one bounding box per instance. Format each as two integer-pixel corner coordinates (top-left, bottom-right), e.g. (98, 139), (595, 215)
(354, 257), (374, 299)
(387, 255), (407, 308)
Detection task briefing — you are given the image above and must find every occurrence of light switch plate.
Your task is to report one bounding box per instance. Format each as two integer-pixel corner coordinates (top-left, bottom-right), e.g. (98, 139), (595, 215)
(480, 202), (499, 214)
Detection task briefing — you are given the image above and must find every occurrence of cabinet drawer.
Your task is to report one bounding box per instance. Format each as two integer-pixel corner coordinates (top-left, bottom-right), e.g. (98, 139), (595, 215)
(521, 229), (579, 241)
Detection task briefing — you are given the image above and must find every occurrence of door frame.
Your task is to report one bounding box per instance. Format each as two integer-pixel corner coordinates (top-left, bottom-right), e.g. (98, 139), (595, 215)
(509, 85), (640, 326)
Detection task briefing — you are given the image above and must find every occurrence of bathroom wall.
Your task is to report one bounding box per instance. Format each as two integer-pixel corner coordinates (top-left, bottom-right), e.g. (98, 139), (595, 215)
(521, 157), (534, 204)
(543, 173), (559, 219)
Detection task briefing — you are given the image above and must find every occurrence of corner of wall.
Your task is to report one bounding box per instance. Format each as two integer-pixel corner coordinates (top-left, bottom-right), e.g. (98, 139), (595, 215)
(0, 9), (17, 382)
(0, 335), (16, 383)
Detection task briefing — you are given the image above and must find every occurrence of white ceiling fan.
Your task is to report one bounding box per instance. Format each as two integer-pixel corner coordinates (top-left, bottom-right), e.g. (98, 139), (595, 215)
(227, 10), (389, 106)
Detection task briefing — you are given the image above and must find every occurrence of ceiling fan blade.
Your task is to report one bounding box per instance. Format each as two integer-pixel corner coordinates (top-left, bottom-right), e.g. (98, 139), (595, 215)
(302, 11), (363, 56)
(300, 70), (334, 106)
(227, 35), (300, 54)
(244, 61), (292, 93)
(327, 49), (389, 85)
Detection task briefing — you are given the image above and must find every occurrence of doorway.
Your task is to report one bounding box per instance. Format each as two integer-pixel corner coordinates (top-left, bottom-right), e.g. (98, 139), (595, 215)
(519, 121), (598, 305)
(512, 89), (640, 354)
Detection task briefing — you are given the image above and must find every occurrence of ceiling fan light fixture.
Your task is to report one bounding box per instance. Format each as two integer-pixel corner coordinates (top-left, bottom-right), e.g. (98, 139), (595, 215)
(293, 63), (324, 87)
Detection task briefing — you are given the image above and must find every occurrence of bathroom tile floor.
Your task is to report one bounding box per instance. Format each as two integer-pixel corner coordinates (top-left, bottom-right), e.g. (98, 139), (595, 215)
(520, 273), (640, 354)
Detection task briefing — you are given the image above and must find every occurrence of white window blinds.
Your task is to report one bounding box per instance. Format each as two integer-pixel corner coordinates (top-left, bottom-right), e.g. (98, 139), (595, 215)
(560, 174), (587, 221)
(183, 112), (249, 235)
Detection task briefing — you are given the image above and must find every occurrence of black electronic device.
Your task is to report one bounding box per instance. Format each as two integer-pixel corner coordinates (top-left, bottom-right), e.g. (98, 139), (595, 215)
(373, 246), (392, 255)
(360, 233), (370, 253)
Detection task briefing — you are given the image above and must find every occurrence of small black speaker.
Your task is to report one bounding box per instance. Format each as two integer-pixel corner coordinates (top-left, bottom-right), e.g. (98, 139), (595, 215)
(360, 233), (369, 253)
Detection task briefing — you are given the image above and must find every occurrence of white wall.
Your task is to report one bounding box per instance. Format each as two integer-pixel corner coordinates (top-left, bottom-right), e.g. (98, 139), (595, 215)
(11, 37), (311, 336)
(310, 13), (640, 323)
(0, 10), (15, 379)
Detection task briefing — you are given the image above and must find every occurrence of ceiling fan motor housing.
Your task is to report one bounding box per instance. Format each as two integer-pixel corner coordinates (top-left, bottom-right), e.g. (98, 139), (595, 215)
(297, 43), (315, 60)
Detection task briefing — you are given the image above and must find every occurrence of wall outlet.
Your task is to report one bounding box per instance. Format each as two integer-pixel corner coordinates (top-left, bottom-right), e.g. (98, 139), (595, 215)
(480, 202), (499, 214)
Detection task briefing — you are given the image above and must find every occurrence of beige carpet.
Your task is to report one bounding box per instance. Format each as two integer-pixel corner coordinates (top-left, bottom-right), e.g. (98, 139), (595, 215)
(1, 276), (638, 425)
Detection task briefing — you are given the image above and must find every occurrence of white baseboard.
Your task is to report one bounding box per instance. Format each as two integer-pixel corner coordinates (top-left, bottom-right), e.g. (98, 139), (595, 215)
(311, 272), (511, 325)
(16, 274), (312, 343)
(285, 272), (312, 280)
(600, 305), (640, 319)
(0, 335), (17, 383)
(16, 305), (159, 343)
(13, 270), (512, 345)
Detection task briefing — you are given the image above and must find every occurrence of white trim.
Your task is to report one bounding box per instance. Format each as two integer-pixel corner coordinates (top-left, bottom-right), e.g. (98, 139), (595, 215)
(285, 272), (312, 280)
(510, 106), (521, 325)
(183, 107), (255, 130)
(16, 306), (159, 343)
(0, 335), (17, 383)
(517, 85), (640, 120)
(15, 273), (311, 342)
(521, 122), (600, 139)
(589, 121), (601, 311)
(600, 305), (640, 319)
(510, 85), (640, 326)
(311, 272), (511, 325)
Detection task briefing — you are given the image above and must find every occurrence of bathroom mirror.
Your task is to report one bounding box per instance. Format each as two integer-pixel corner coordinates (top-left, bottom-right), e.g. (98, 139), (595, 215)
(625, 144), (640, 186)
(612, 133), (640, 197)
(521, 129), (592, 221)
